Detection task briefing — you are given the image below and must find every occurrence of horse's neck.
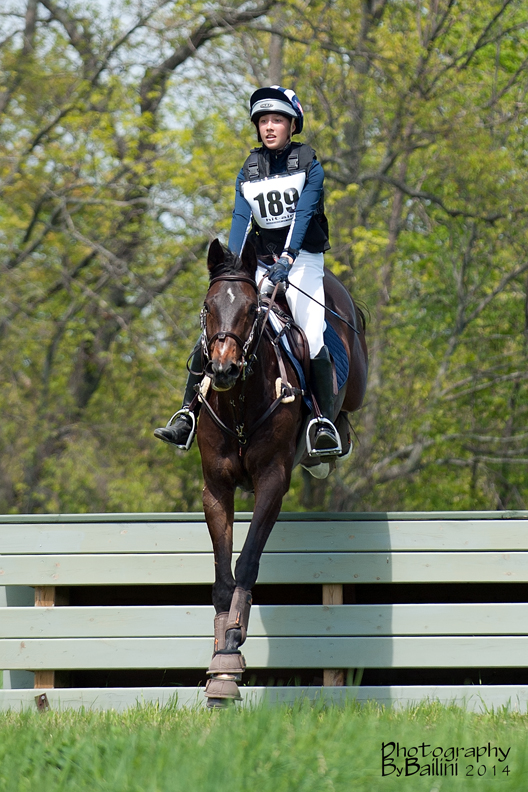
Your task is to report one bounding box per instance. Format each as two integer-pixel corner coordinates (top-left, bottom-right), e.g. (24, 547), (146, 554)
(246, 340), (276, 400)
(215, 338), (275, 412)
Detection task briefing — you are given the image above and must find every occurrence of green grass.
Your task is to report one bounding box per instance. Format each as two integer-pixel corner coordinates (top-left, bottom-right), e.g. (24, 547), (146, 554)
(1, 700), (528, 791)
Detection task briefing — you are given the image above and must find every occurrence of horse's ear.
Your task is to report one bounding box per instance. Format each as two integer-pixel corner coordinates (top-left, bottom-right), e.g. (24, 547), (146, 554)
(240, 241), (258, 279)
(207, 238), (226, 273)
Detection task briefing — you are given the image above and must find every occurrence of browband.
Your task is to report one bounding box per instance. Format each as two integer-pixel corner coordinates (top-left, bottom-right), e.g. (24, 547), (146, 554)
(208, 274), (259, 293)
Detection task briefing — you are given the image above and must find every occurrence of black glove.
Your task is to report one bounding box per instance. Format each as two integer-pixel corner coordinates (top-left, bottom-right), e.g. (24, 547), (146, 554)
(268, 256), (292, 285)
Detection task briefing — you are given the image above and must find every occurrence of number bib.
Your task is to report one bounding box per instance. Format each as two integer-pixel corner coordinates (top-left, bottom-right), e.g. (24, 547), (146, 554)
(241, 171), (306, 230)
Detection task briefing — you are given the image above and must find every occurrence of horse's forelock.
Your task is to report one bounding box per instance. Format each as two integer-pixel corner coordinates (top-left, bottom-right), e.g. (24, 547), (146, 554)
(208, 249), (245, 281)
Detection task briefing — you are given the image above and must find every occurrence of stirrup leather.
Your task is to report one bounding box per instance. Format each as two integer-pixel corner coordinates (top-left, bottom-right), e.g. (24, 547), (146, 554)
(306, 417), (342, 457)
(166, 407), (196, 451)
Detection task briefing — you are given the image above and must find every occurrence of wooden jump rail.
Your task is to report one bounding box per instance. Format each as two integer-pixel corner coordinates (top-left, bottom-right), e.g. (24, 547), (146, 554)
(1, 510), (528, 711)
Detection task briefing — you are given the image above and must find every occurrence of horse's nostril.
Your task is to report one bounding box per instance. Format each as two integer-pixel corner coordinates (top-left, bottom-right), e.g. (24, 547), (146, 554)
(209, 360), (239, 381)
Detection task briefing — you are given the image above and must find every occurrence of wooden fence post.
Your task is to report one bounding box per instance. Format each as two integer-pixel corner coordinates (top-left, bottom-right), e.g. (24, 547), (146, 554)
(322, 584), (345, 686)
(34, 586), (55, 689)
(33, 586), (69, 689)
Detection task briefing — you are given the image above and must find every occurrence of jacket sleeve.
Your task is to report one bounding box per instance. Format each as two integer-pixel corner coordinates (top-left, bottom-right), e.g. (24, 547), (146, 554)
(283, 158), (324, 256)
(227, 167), (252, 255)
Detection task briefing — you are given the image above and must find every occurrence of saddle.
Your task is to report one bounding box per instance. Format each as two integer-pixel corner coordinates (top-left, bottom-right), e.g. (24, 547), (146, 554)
(261, 290), (353, 474)
(261, 292), (311, 401)
(261, 291), (349, 398)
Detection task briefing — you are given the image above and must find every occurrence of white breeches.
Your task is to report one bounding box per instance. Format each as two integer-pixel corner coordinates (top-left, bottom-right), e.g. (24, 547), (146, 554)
(256, 250), (325, 359)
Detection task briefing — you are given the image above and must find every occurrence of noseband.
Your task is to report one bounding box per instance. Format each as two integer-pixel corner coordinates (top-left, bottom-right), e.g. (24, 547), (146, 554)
(200, 274), (262, 377)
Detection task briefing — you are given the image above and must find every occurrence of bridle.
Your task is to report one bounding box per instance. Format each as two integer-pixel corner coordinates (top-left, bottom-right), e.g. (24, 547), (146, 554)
(197, 273), (302, 448)
(200, 274), (263, 379)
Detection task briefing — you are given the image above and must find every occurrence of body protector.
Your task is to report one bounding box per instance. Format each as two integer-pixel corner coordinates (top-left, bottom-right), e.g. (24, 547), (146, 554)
(241, 143), (329, 258)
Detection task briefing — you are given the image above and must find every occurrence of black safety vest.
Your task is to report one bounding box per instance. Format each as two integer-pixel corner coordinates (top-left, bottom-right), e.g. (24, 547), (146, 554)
(241, 143), (330, 258)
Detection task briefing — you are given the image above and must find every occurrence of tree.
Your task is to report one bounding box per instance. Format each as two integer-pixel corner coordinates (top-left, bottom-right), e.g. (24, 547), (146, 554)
(0, 0), (276, 513)
(249, 0), (528, 510)
(1, 0), (527, 514)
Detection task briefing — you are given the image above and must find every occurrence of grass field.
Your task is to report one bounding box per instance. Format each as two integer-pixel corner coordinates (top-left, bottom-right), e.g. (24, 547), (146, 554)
(1, 700), (528, 791)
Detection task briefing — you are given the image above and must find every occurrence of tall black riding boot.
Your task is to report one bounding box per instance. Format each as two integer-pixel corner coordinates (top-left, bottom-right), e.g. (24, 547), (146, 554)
(309, 345), (341, 456)
(154, 344), (203, 450)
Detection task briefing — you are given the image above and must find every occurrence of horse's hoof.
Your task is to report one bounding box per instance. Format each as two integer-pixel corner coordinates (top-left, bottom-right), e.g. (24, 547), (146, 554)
(206, 697), (232, 709)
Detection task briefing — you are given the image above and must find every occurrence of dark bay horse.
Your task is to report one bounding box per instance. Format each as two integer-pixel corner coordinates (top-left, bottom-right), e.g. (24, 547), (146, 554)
(198, 239), (367, 706)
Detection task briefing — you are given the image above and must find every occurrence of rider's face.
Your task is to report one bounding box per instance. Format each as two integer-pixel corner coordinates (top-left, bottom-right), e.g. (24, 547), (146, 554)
(258, 114), (295, 150)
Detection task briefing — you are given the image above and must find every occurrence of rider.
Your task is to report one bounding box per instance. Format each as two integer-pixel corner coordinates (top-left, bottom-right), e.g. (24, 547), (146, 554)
(154, 85), (340, 455)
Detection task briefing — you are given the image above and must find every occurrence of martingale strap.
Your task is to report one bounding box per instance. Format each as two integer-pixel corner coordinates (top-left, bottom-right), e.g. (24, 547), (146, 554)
(198, 376), (302, 446)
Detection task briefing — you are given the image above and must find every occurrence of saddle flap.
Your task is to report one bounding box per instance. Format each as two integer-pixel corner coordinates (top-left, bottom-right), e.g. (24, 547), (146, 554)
(262, 297), (311, 385)
(262, 296), (349, 394)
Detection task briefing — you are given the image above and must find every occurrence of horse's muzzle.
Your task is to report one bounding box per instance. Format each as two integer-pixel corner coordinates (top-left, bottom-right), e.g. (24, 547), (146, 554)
(205, 359), (241, 391)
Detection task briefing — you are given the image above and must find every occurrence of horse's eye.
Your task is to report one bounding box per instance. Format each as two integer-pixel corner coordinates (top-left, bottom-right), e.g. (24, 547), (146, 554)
(203, 303), (209, 313)
(249, 304), (258, 315)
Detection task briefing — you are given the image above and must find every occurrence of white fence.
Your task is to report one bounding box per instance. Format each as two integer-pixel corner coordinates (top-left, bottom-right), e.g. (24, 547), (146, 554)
(1, 510), (528, 711)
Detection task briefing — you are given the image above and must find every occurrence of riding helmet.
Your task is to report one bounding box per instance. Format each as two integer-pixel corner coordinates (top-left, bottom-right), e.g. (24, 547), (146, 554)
(249, 85), (304, 136)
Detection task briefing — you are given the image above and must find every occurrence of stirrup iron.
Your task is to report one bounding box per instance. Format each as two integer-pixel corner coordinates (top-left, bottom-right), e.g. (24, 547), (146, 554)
(166, 407), (196, 451)
(306, 417), (342, 457)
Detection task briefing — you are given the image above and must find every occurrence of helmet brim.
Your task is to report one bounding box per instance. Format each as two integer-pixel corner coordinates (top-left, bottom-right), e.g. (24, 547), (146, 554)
(250, 98), (298, 121)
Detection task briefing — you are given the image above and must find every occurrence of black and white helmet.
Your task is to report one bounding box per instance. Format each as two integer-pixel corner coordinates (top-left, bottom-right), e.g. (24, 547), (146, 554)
(249, 85), (304, 135)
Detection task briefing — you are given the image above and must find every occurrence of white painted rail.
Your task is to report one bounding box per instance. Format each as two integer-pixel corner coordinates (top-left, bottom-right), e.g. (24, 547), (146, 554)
(1, 510), (528, 711)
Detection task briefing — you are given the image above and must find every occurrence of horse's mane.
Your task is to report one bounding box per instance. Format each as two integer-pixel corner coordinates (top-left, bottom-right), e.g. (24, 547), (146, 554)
(208, 248), (246, 281)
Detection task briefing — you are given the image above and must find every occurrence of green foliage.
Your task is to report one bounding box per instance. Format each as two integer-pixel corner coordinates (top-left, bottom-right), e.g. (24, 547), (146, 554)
(266, 0), (528, 511)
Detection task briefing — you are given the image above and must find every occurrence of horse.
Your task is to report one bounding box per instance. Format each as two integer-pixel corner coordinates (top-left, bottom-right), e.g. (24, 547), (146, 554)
(197, 239), (368, 706)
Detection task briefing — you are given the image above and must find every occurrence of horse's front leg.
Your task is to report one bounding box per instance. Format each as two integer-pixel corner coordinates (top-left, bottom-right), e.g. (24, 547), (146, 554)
(202, 474), (245, 706)
(223, 459), (291, 653)
(203, 479), (236, 615)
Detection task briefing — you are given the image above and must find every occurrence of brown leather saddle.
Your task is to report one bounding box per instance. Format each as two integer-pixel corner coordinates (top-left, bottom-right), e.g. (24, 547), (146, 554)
(260, 292), (311, 391)
(259, 291), (352, 474)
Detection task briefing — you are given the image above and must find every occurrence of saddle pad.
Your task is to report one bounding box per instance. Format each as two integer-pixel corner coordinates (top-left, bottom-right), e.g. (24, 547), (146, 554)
(268, 311), (349, 396)
(324, 322), (349, 391)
